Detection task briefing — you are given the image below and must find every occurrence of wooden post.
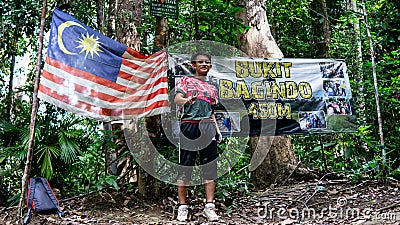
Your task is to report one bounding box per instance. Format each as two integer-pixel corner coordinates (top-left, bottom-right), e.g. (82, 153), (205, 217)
(18, 0), (47, 221)
(154, 16), (168, 50)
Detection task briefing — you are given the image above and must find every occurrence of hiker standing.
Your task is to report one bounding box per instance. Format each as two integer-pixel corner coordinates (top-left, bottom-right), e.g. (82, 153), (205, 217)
(174, 52), (221, 222)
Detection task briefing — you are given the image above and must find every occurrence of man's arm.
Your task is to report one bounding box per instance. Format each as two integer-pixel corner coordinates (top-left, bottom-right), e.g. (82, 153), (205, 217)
(174, 92), (195, 106)
(211, 113), (222, 144)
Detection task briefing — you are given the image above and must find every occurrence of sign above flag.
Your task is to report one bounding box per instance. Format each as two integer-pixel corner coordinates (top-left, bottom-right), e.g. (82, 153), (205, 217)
(39, 7), (170, 121)
(150, 0), (178, 19)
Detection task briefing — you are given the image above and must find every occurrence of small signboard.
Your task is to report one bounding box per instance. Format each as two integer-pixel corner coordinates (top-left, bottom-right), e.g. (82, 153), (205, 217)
(150, 0), (178, 19)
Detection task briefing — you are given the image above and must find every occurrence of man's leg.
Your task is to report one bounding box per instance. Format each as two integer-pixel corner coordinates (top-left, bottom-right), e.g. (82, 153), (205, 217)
(200, 129), (218, 203)
(177, 143), (195, 221)
(178, 180), (189, 204)
(204, 180), (215, 203)
(200, 137), (219, 222)
(203, 179), (219, 221)
(177, 179), (189, 221)
(177, 164), (192, 222)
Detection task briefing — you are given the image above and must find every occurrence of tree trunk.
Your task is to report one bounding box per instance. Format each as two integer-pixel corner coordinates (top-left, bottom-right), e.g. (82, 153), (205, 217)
(96, 0), (106, 32)
(348, 0), (370, 153)
(107, 0), (141, 49)
(5, 11), (21, 120)
(236, 0), (297, 189)
(137, 15), (169, 199)
(103, 0), (142, 177)
(154, 17), (168, 51)
(137, 121), (159, 199)
(348, 0), (366, 123)
(105, 0), (163, 199)
(96, 0), (118, 176)
(6, 33), (16, 120)
(236, 0), (282, 58)
(319, 0), (331, 57)
(361, 0), (385, 160)
(311, 0), (331, 57)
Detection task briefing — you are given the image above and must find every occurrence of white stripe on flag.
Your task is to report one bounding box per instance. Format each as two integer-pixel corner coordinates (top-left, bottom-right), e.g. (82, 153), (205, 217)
(40, 75), (169, 109)
(43, 63), (168, 100)
(38, 91), (170, 121)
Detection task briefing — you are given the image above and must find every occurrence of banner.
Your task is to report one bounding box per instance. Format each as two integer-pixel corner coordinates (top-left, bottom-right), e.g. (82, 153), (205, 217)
(39, 8), (170, 121)
(168, 54), (358, 136)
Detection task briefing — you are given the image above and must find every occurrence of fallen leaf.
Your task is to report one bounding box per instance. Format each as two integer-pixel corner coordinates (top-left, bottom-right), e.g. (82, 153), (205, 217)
(328, 189), (338, 195)
(281, 218), (295, 225)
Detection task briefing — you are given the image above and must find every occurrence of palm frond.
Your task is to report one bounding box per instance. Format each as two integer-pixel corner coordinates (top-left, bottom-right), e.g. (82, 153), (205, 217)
(20, 127), (31, 149)
(58, 131), (79, 164)
(37, 145), (61, 179)
(0, 145), (27, 161)
(41, 150), (54, 179)
(0, 120), (18, 133)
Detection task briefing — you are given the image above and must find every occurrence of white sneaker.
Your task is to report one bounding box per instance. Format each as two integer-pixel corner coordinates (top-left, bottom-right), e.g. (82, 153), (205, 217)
(177, 205), (188, 221)
(203, 203), (219, 221)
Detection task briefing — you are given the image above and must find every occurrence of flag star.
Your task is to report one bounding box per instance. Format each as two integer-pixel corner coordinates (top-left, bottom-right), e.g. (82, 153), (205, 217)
(76, 32), (103, 58)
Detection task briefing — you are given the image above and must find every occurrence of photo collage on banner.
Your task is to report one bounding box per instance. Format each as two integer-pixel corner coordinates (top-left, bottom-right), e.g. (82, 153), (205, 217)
(297, 60), (355, 132)
(320, 62), (352, 116)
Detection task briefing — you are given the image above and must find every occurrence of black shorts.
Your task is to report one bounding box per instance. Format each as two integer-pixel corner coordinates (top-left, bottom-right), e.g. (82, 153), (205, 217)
(178, 122), (218, 181)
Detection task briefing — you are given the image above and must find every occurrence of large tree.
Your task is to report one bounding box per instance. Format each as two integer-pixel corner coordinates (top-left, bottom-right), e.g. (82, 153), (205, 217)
(103, 0), (161, 199)
(101, 0), (142, 176)
(235, 0), (299, 188)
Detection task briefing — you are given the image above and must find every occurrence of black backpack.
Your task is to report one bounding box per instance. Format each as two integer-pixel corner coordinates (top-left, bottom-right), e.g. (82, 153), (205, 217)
(24, 177), (64, 225)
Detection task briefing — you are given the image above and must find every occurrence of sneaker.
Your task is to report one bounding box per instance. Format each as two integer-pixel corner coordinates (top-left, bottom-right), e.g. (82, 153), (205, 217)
(177, 205), (188, 221)
(203, 203), (219, 221)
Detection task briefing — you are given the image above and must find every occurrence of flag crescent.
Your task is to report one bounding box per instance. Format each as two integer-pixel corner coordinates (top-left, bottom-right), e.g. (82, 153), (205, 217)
(57, 21), (85, 55)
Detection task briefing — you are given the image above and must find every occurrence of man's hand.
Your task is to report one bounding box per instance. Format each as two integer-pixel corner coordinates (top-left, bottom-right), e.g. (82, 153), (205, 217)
(215, 133), (222, 144)
(186, 95), (196, 105)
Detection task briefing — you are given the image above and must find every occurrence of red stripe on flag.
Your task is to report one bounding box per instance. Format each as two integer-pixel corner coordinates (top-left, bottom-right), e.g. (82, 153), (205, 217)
(39, 84), (97, 113)
(119, 54), (167, 81)
(42, 70), (168, 103)
(44, 57), (168, 95)
(123, 53), (166, 65)
(39, 84), (170, 117)
(45, 57), (128, 92)
(118, 65), (167, 85)
(42, 66), (168, 98)
(124, 47), (165, 59)
(122, 100), (170, 115)
(122, 60), (156, 74)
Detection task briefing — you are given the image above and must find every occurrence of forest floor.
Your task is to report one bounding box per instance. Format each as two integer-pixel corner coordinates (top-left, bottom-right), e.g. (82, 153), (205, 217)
(1, 179), (400, 225)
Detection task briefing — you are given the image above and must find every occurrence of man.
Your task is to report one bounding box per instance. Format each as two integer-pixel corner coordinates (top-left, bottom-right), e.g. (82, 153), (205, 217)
(174, 52), (222, 222)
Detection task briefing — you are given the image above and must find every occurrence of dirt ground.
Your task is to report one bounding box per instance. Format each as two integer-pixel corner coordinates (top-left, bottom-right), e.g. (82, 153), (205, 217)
(1, 179), (400, 225)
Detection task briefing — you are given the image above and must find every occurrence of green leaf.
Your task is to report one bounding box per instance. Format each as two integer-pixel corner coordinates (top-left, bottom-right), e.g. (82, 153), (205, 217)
(344, 148), (353, 158)
(105, 176), (119, 190)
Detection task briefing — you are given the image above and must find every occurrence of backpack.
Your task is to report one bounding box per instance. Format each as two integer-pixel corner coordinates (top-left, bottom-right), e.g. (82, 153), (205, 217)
(24, 177), (64, 225)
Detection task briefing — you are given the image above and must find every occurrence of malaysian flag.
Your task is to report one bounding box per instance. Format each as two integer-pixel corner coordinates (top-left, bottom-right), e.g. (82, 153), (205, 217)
(39, 7), (170, 121)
